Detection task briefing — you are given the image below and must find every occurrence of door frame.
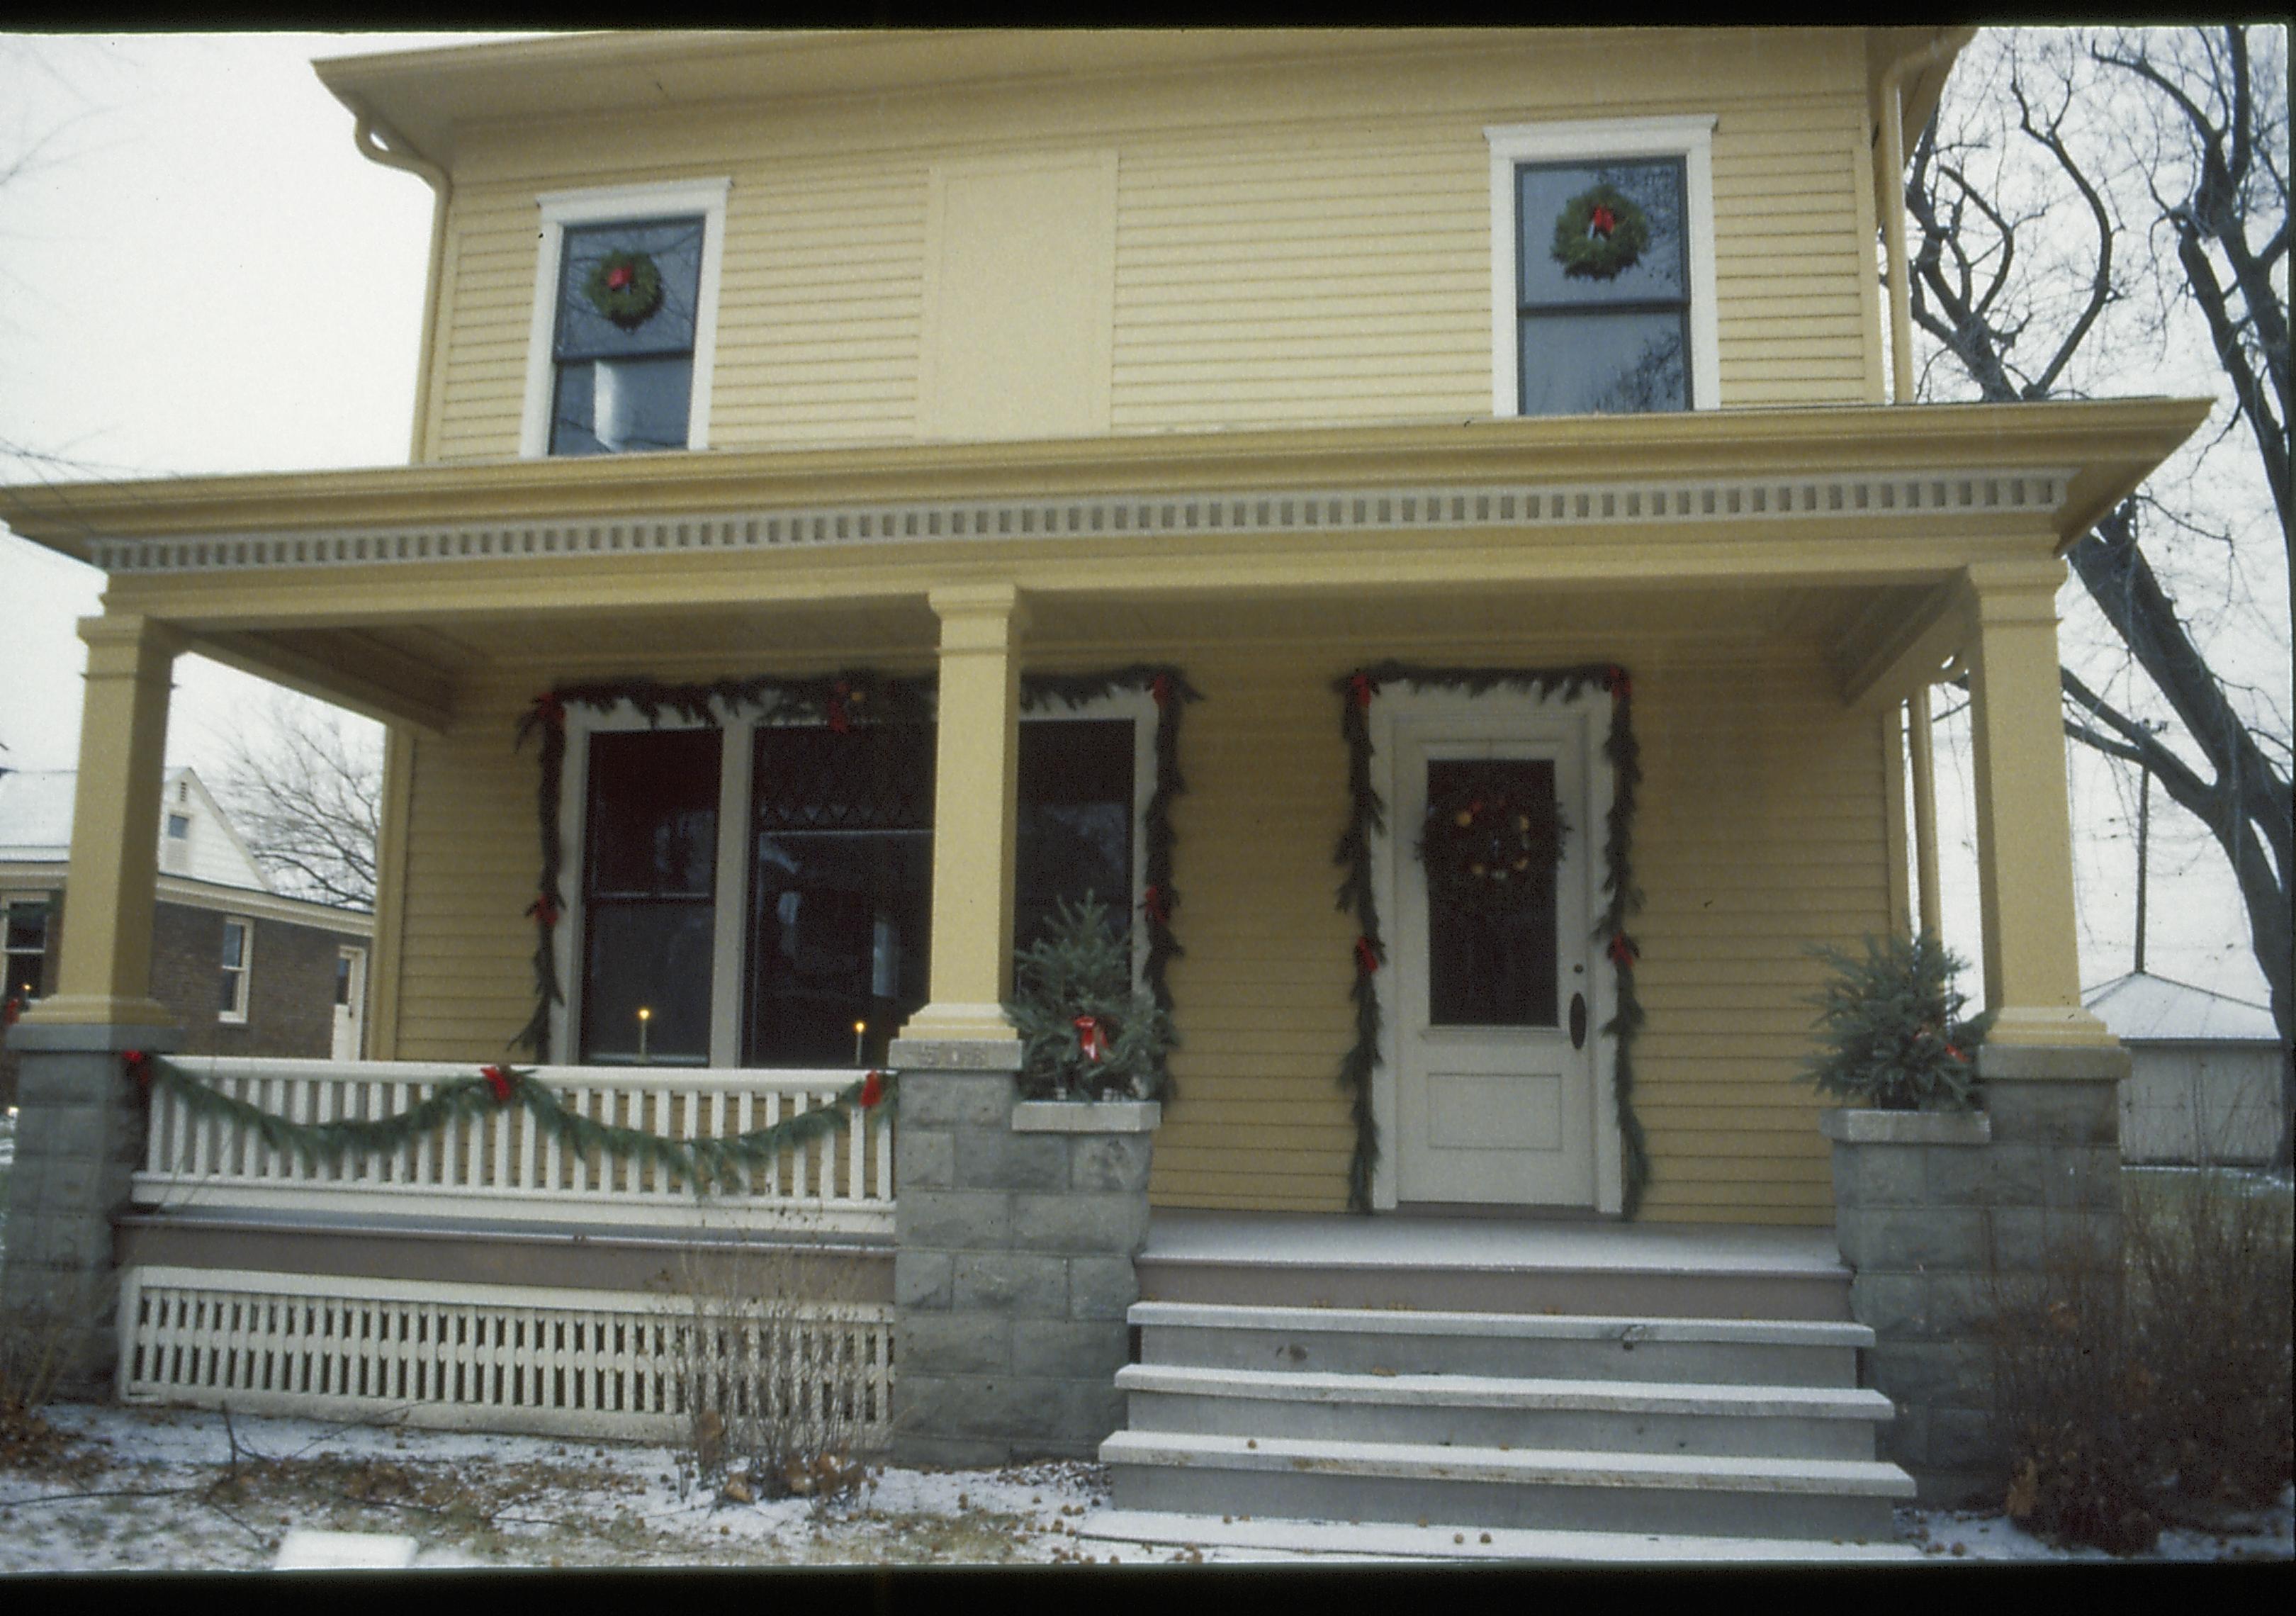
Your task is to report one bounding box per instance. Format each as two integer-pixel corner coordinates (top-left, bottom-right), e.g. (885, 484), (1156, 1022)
(1367, 681), (1623, 1215)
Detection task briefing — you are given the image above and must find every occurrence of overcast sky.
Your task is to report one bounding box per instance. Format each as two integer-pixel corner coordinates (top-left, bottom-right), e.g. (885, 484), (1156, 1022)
(0, 30), (2276, 1008)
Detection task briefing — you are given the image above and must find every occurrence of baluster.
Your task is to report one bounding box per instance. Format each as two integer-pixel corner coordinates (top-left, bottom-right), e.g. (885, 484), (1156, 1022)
(763, 1090), (782, 1199)
(791, 1090), (810, 1201)
(845, 1083), (865, 1204)
(874, 1098), (894, 1203)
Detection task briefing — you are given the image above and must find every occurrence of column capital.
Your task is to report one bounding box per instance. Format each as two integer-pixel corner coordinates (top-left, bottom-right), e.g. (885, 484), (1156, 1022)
(1960, 559), (2068, 619)
(76, 612), (188, 658)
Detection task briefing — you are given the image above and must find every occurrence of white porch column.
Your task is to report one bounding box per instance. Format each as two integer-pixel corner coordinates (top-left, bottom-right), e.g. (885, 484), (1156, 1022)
(1962, 561), (2115, 1048)
(902, 583), (1028, 1040)
(23, 612), (185, 1028)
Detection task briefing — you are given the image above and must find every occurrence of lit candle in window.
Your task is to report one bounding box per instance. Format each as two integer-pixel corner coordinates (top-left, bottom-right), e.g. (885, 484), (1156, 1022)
(637, 1005), (651, 1065)
(854, 1019), (867, 1067)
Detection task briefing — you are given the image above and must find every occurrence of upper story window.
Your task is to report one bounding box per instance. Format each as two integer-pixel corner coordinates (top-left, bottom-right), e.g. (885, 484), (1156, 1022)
(1486, 118), (1718, 418)
(520, 179), (730, 459)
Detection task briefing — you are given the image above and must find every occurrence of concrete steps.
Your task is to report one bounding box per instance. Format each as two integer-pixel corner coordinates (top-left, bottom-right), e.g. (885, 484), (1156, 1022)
(1102, 1295), (1914, 1547)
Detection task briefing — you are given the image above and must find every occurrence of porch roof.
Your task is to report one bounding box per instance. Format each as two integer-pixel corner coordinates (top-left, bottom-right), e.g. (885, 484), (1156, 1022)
(0, 400), (2206, 732)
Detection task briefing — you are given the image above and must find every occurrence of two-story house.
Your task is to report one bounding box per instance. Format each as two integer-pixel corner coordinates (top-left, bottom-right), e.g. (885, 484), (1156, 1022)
(0, 30), (2205, 1543)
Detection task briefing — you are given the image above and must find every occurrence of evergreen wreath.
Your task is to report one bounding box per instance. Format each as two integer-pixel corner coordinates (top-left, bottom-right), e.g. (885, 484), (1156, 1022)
(125, 1050), (892, 1198)
(1550, 183), (1650, 281)
(584, 250), (665, 330)
(515, 664), (1198, 1063)
(1334, 661), (1648, 1216)
(1417, 770), (1569, 916)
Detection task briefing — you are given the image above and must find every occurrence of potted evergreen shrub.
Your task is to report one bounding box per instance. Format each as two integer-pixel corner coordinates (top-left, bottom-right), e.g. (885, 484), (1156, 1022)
(1803, 930), (1993, 1113)
(1006, 893), (1176, 1104)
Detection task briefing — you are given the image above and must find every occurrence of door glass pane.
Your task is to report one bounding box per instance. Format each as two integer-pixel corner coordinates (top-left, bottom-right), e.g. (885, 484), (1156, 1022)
(1423, 759), (1560, 1028)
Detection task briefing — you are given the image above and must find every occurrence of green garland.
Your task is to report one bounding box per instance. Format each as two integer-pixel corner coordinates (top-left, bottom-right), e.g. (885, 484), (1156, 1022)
(125, 1048), (893, 1199)
(1332, 661), (1649, 1216)
(584, 250), (665, 330)
(1551, 184), (1651, 282)
(515, 664), (1197, 1059)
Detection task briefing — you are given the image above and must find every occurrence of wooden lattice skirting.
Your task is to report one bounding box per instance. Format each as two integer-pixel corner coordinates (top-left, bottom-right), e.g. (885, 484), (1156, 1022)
(116, 1267), (896, 1446)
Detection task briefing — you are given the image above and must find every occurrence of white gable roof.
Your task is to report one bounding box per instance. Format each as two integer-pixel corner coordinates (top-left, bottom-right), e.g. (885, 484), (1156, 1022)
(0, 769), (79, 861)
(2083, 971), (2281, 1046)
(0, 765), (273, 893)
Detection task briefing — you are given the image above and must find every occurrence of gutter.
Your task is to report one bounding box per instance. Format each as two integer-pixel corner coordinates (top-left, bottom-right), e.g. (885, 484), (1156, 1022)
(1878, 28), (1979, 405)
(347, 106), (451, 464)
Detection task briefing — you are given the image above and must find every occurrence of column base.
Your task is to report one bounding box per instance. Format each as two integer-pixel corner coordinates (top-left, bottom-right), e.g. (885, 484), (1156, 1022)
(1983, 1004), (2122, 1051)
(896, 1001), (1020, 1043)
(13, 997), (180, 1038)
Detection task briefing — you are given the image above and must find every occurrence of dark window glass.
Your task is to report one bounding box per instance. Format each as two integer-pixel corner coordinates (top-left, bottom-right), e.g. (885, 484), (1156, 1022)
(1516, 159), (1689, 417)
(550, 215), (704, 456)
(6, 901), (47, 1000)
(1424, 759), (1560, 1028)
(335, 955), (352, 1006)
(1015, 719), (1134, 953)
(580, 728), (721, 1063)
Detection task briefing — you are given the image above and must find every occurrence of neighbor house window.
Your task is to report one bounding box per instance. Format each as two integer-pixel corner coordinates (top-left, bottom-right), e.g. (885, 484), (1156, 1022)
(565, 703), (1148, 1069)
(167, 813), (190, 840)
(220, 916), (253, 1023)
(1486, 118), (1718, 417)
(520, 179), (729, 459)
(4, 897), (50, 1004)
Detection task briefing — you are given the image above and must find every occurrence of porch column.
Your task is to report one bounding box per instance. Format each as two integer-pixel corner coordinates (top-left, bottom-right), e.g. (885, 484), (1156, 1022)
(903, 582), (1028, 1041)
(1961, 561), (2115, 1049)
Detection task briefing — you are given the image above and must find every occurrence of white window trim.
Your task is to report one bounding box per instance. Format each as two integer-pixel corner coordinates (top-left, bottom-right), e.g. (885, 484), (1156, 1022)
(220, 914), (254, 1025)
(519, 177), (732, 459)
(553, 691), (1159, 1068)
(1486, 116), (1719, 418)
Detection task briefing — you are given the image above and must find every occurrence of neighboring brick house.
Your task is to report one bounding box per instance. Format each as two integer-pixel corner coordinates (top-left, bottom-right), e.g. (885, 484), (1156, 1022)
(1, 766), (373, 1106)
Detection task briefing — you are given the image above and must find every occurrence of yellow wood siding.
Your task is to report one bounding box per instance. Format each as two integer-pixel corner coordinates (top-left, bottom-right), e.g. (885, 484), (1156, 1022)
(420, 33), (1881, 461)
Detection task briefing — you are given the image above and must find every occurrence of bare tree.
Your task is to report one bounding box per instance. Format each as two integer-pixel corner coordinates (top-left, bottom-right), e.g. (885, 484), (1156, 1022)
(1908, 26), (2291, 1159)
(215, 697), (383, 911)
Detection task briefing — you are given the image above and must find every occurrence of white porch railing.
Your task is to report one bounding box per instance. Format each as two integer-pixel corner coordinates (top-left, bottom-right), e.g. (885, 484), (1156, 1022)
(133, 1058), (894, 1235)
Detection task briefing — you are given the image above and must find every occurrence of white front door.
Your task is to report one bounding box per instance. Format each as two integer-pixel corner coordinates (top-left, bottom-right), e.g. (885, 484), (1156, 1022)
(332, 946), (366, 1061)
(1389, 704), (1602, 1208)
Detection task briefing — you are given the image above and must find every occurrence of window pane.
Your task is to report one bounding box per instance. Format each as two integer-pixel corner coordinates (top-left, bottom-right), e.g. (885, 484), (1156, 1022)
(1517, 160), (1686, 308)
(1520, 310), (1687, 416)
(754, 726), (934, 831)
(5, 953), (40, 1000)
(745, 829), (932, 1068)
(582, 902), (715, 1062)
(551, 355), (694, 456)
(554, 218), (703, 361)
(220, 921), (247, 969)
(6, 905), (47, 953)
(586, 729), (721, 899)
(1425, 760), (1560, 1028)
(1015, 719), (1133, 953)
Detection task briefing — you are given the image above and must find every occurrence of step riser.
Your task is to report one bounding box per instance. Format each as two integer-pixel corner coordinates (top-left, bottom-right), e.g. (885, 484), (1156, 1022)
(1137, 1262), (1850, 1322)
(1108, 1461), (1899, 1542)
(1122, 1390), (1877, 1461)
(1140, 1327), (1859, 1388)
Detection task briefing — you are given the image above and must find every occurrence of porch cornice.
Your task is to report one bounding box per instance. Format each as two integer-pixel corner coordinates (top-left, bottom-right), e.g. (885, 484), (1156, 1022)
(2, 398), (2208, 570)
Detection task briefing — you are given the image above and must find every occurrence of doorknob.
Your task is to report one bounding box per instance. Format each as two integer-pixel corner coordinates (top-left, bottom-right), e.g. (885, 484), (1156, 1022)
(1570, 992), (1587, 1050)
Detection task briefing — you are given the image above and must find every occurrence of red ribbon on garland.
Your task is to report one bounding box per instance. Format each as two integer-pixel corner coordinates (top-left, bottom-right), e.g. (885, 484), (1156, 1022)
(1355, 934), (1382, 976)
(827, 680), (853, 734)
(1602, 666), (1633, 703)
(526, 893), (561, 928)
(1150, 672), (1173, 709)
(1142, 884), (1171, 926)
(1073, 1015), (1109, 1062)
(1607, 931), (1639, 968)
(480, 1064), (519, 1104)
(533, 692), (567, 731)
(1349, 673), (1377, 710)
(122, 1048), (153, 1094)
(1, 997), (20, 1028)
(860, 1070), (885, 1109)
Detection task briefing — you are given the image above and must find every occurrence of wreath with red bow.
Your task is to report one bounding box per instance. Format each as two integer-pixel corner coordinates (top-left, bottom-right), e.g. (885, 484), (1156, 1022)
(584, 249), (665, 330)
(1417, 775), (1569, 915)
(1550, 183), (1651, 281)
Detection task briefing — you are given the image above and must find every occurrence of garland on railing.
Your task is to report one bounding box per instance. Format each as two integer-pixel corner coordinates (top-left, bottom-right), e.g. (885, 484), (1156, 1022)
(123, 1049), (894, 1197)
(513, 663), (1200, 1060)
(1332, 661), (1649, 1217)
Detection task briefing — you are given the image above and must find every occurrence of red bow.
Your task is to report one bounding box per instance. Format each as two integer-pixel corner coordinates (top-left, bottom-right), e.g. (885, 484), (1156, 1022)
(1607, 932), (1639, 968)
(1, 997), (20, 1027)
(1150, 672), (1173, 709)
(860, 1070), (884, 1109)
(1348, 673), (1376, 710)
(827, 681), (852, 734)
(534, 692), (567, 730)
(1589, 204), (1617, 238)
(606, 264), (633, 290)
(1602, 666), (1632, 702)
(480, 1064), (517, 1104)
(123, 1048), (153, 1093)
(1355, 935), (1382, 976)
(1142, 885), (1171, 926)
(1074, 1015), (1109, 1062)
(526, 893), (561, 928)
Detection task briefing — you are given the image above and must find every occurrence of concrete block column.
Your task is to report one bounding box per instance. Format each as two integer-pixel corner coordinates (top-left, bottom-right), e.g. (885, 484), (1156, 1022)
(1825, 1040), (2127, 1505)
(890, 1036), (1159, 1467)
(1, 1020), (178, 1398)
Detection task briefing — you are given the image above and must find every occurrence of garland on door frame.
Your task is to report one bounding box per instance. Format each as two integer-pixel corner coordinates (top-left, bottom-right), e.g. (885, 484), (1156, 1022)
(1332, 661), (1649, 1217)
(120, 1048), (892, 1197)
(512, 665), (1199, 1060)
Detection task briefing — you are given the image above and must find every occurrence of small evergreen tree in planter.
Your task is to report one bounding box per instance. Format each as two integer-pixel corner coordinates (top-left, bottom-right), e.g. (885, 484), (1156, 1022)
(1803, 931), (1993, 1111)
(1008, 894), (1176, 1101)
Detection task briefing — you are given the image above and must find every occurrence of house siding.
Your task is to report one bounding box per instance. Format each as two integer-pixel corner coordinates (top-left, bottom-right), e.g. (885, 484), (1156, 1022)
(421, 31), (1879, 462)
(388, 636), (1887, 1226)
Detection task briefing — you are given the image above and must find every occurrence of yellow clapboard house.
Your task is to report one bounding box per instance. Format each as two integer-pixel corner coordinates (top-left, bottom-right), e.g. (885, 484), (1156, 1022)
(1, 30), (2203, 1529)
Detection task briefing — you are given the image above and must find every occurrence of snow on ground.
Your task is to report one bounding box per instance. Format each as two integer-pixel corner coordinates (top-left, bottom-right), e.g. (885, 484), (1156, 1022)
(0, 1401), (2287, 1571)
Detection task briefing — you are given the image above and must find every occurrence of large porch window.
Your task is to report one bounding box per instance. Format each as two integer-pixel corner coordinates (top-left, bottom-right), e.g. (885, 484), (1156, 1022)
(568, 703), (1144, 1067)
